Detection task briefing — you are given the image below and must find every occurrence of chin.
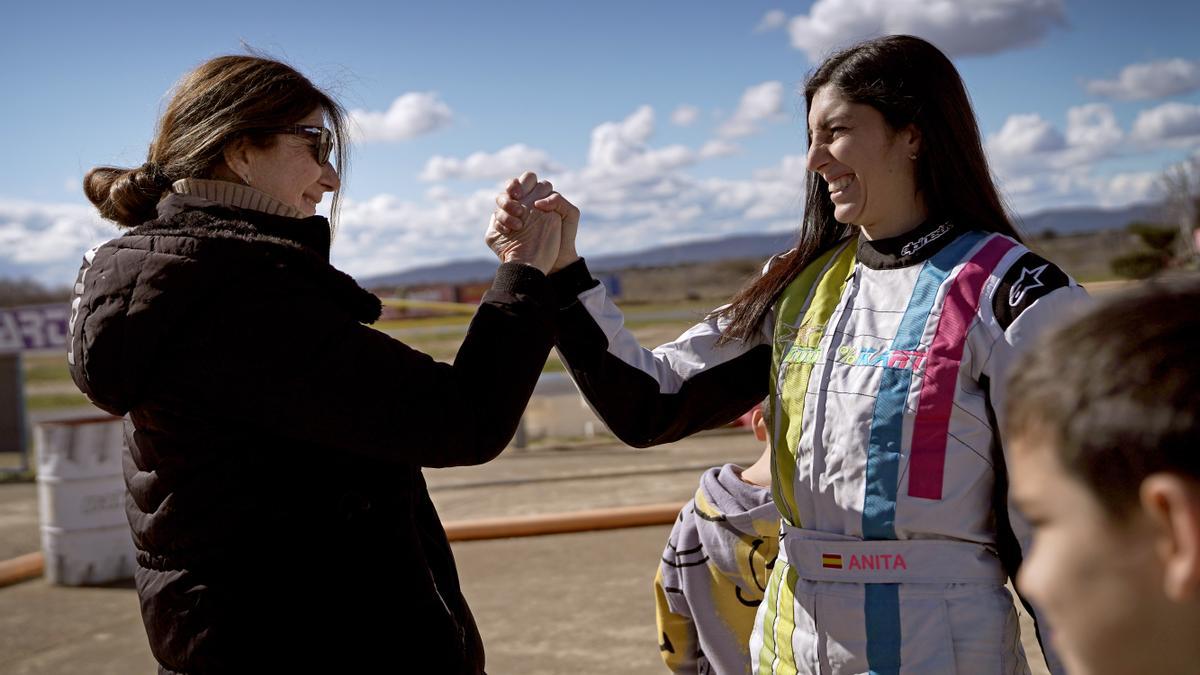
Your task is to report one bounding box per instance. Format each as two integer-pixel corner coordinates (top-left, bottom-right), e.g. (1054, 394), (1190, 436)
(832, 204), (860, 225)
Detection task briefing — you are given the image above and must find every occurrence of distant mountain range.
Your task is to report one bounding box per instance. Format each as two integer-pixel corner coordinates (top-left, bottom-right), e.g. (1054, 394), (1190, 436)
(360, 201), (1167, 289)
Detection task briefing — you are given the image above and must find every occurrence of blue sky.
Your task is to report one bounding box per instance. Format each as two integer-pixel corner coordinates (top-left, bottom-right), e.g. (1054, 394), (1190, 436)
(4, 0), (1200, 285)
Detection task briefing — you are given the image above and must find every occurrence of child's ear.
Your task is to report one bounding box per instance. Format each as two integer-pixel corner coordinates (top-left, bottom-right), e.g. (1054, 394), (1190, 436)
(751, 408), (768, 443)
(1142, 474), (1200, 602)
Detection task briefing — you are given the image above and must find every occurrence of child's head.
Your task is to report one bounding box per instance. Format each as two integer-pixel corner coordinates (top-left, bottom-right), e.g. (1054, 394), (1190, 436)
(1006, 281), (1200, 675)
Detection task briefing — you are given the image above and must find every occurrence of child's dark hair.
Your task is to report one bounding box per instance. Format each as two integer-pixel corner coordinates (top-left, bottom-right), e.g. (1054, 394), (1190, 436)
(1006, 280), (1200, 518)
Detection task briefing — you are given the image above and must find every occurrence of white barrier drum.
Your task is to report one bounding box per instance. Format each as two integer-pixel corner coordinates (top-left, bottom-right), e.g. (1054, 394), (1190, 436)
(35, 416), (135, 585)
(521, 373), (609, 443)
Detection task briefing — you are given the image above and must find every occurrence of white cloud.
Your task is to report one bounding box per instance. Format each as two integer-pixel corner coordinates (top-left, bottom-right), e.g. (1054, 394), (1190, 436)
(419, 144), (561, 182)
(587, 105), (656, 171)
(579, 105), (725, 180)
(1097, 172), (1162, 207)
(988, 105), (1124, 171)
(754, 154), (810, 185)
(980, 103), (1190, 214)
(671, 105), (700, 127)
(349, 92), (453, 143)
(986, 106), (1140, 202)
(1086, 58), (1200, 101)
(320, 106), (817, 279)
(995, 167), (1164, 214)
(0, 200), (120, 286)
(787, 0), (1065, 62)
(718, 81), (786, 139)
(1131, 102), (1200, 144)
(699, 140), (739, 159)
(11, 90), (1197, 288)
(756, 10), (788, 33)
(988, 113), (1066, 157)
(3, 101), (792, 288)
(1065, 104), (1122, 149)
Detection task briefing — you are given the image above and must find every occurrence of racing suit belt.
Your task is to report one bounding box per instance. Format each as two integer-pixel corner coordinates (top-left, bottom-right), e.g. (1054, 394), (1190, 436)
(780, 523), (1006, 585)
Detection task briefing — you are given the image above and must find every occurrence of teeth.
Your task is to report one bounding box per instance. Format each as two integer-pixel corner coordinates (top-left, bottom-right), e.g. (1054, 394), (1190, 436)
(828, 175), (854, 192)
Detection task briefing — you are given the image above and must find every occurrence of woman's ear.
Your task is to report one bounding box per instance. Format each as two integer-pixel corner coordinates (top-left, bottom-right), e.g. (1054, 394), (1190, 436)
(221, 136), (254, 185)
(1142, 474), (1200, 602)
(902, 123), (922, 161)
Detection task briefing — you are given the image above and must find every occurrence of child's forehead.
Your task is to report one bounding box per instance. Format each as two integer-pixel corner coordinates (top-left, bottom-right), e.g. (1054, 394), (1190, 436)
(1010, 435), (1071, 503)
(1010, 427), (1060, 463)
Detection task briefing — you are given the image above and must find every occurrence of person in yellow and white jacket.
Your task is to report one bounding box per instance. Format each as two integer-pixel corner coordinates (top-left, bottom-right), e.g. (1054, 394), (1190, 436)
(656, 407), (779, 674)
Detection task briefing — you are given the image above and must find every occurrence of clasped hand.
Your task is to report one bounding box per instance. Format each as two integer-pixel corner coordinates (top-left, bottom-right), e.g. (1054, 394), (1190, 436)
(484, 171), (580, 274)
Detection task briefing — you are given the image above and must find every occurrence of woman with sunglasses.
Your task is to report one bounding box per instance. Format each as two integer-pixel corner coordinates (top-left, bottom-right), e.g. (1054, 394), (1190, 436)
(71, 55), (561, 674)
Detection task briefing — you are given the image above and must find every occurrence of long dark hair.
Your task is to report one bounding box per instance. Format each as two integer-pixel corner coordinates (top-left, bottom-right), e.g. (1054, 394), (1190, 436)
(84, 55), (350, 229)
(718, 34), (1021, 343)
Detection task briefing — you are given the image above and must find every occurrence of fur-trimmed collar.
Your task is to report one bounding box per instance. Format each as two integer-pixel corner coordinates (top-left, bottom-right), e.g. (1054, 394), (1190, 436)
(131, 205), (381, 324)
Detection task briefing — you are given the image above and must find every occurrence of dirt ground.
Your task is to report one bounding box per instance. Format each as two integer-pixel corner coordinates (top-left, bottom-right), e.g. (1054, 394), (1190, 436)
(0, 430), (1051, 674)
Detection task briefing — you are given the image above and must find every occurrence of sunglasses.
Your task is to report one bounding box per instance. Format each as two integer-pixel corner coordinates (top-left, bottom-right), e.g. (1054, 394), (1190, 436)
(268, 125), (334, 165)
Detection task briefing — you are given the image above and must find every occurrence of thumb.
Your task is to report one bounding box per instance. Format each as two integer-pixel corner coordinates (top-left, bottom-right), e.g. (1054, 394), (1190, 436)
(533, 193), (579, 223)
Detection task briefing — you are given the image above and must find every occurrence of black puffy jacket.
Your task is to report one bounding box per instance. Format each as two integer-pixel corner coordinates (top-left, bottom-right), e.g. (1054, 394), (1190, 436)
(68, 204), (553, 674)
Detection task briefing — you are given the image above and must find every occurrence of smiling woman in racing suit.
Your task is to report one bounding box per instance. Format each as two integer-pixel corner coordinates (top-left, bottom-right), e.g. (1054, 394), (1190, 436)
(490, 35), (1086, 675)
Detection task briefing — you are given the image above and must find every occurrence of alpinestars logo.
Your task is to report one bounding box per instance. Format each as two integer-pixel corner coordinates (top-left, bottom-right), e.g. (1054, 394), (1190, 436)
(1009, 264), (1048, 306)
(900, 222), (953, 257)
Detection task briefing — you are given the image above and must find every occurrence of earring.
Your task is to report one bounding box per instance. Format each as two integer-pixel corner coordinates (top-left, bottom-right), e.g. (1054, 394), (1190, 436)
(241, 173), (252, 186)
(909, 153), (918, 161)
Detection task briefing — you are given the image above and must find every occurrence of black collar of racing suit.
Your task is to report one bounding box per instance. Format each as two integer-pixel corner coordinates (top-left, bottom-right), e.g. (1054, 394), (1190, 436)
(856, 218), (958, 270)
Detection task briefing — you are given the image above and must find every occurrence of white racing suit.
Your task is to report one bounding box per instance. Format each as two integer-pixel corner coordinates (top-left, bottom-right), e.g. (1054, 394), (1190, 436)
(548, 221), (1088, 674)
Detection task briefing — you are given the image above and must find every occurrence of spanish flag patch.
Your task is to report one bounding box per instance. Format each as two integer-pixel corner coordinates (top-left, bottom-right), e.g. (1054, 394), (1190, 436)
(821, 553), (843, 569)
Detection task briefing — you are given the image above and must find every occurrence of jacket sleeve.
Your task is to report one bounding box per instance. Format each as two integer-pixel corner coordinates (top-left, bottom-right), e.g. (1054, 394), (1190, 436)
(978, 253), (1092, 675)
(197, 261), (554, 468)
(655, 508), (700, 675)
(547, 258), (771, 448)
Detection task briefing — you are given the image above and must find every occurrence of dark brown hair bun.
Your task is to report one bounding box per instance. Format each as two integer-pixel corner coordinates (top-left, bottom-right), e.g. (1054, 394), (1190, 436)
(83, 163), (173, 228)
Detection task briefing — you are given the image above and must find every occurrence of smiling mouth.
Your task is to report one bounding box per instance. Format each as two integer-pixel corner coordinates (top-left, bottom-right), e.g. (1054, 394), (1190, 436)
(828, 174), (855, 194)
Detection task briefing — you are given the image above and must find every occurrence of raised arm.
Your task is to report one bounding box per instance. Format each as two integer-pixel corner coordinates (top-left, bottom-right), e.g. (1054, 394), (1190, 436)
(71, 184), (564, 470)
(489, 173), (771, 448)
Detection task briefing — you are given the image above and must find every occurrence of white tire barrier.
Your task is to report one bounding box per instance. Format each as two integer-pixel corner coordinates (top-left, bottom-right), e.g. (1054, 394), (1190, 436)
(35, 416), (134, 586)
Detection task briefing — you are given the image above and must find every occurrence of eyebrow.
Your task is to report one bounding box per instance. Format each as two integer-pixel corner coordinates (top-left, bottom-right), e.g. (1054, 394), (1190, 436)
(811, 115), (853, 132)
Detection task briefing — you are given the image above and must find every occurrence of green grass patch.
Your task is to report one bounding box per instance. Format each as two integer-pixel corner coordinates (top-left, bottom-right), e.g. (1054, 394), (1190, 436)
(0, 468), (35, 483)
(1074, 271), (1122, 285)
(24, 361), (72, 383)
(22, 353), (72, 383)
(617, 298), (725, 316)
(623, 319), (702, 332)
(375, 314), (474, 331)
(26, 391), (90, 411)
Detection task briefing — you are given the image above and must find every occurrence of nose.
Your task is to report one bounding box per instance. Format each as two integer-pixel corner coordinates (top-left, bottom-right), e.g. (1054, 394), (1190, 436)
(320, 161), (340, 193)
(806, 137), (829, 174)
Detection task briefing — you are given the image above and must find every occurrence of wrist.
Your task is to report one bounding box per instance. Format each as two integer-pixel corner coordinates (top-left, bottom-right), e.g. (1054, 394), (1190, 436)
(551, 250), (581, 273)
